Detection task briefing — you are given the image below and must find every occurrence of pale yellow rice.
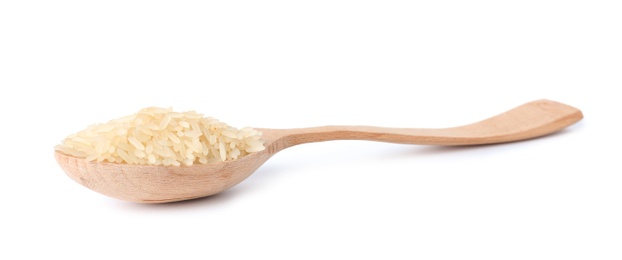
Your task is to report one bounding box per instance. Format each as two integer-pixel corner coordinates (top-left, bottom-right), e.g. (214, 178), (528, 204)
(55, 107), (265, 166)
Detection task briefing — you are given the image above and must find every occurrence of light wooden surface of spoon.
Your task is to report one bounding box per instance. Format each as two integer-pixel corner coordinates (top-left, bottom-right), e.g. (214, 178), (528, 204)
(55, 99), (583, 203)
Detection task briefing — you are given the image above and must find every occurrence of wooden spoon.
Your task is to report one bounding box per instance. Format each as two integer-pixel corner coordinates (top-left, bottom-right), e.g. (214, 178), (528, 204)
(55, 99), (582, 203)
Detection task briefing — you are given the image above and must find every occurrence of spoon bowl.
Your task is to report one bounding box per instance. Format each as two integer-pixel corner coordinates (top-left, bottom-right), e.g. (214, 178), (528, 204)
(55, 99), (583, 203)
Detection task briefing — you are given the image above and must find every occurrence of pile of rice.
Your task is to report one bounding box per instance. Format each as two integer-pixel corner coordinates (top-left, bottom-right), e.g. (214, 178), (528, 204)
(55, 107), (265, 166)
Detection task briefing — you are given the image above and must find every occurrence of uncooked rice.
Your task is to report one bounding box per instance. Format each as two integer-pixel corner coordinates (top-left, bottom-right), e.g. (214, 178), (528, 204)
(55, 107), (265, 166)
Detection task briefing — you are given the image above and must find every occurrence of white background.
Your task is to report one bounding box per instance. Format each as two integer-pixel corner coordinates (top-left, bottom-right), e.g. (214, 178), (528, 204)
(1, 1), (621, 259)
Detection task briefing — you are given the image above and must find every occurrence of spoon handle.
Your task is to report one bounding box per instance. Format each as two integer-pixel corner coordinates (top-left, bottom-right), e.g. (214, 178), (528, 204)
(262, 99), (582, 151)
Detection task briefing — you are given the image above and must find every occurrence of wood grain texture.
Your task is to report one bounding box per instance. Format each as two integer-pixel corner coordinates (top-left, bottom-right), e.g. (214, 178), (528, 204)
(262, 99), (583, 149)
(55, 150), (272, 203)
(55, 99), (583, 203)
